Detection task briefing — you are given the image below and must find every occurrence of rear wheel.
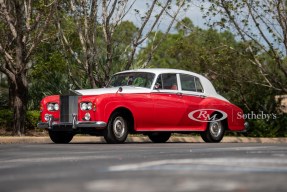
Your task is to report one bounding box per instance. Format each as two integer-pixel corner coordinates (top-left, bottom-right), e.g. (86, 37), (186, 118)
(148, 132), (171, 143)
(49, 131), (74, 144)
(200, 120), (225, 143)
(104, 112), (128, 144)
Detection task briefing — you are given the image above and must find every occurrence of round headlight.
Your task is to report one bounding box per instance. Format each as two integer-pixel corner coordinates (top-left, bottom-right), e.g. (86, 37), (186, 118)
(54, 103), (59, 111)
(47, 103), (54, 111)
(84, 113), (91, 121)
(81, 103), (88, 110)
(87, 102), (92, 110)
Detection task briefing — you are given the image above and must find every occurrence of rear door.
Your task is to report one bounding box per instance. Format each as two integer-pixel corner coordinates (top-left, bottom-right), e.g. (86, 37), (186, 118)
(178, 73), (206, 129)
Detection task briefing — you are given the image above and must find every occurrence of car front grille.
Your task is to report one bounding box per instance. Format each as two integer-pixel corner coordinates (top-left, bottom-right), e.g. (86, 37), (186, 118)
(60, 95), (78, 122)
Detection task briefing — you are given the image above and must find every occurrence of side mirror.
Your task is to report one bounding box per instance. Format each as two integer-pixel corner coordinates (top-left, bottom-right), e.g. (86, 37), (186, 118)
(116, 87), (123, 93)
(154, 83), (161, 90)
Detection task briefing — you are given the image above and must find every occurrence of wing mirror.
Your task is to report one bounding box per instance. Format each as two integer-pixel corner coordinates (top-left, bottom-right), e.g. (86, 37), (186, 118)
(154, 83), (161, 90)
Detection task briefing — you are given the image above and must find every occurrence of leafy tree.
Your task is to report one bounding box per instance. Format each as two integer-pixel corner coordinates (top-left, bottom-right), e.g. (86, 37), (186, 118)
(57, 0), (187, 88)
(201, 0), (287, 93)
(0, 0), (58, 135)
(28, 40), (70, 110)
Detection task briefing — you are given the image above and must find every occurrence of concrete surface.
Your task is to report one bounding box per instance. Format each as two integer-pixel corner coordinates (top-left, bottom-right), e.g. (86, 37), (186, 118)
(0, 135), (286, 144)
(1, 143), (287, 192)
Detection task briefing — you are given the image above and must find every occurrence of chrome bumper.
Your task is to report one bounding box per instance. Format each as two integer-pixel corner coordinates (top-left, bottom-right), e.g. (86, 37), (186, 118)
(37, 121), (107, 129)
(38, 114), (106, 130)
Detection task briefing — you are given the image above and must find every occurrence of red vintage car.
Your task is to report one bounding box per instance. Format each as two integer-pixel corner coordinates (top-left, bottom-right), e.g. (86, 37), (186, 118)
(38, 68), (247, 144)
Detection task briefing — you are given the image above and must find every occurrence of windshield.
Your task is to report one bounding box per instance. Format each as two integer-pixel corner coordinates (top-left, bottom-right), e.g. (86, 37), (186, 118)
(107, 72), (155, 88)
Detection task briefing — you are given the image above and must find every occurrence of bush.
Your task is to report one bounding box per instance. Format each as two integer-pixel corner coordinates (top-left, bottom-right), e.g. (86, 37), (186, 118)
(0, 109), (13, 131)
(26, 110), (40, 130)
(0, 109), (40, 133)
(236, 114), (287, 137)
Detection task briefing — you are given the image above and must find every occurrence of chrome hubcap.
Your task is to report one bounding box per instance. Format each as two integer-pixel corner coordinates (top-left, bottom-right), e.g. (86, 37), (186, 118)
(113, 117), (126, 138)
(209, 121), (222, 138)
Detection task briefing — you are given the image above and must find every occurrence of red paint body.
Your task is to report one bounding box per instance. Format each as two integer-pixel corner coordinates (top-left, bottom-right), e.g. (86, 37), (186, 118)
(40, 92), (245, 132)
(38, 68), (247, 145)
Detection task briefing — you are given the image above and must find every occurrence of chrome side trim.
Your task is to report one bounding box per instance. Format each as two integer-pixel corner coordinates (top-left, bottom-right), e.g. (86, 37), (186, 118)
(151, 91), (206, 98)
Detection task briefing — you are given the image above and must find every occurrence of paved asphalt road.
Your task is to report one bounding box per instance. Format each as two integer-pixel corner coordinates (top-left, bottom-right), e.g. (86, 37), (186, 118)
(1, 142), (287, 192)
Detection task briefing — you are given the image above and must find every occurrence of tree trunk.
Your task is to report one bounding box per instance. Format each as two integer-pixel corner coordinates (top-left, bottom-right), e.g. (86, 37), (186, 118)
(10, 72), (28, 136)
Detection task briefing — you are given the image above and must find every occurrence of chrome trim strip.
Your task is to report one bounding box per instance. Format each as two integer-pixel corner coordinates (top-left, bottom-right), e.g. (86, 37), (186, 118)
(151, 91), (206, 98)
(76, 121), (107, 128)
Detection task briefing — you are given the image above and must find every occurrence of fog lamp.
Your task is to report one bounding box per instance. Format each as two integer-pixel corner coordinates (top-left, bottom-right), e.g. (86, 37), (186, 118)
(44, 114), (50, 121)
(84, 113), (91, 121)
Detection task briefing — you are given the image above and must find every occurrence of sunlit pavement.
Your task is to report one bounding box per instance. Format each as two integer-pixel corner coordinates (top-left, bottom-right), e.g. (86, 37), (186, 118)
(1, 143), (287, 192)
(1, 135), (287, 144)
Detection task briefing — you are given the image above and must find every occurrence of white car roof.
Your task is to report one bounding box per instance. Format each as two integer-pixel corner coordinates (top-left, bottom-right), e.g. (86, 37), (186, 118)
(115, 68), (228, 102)
(116, 68), (202, 77)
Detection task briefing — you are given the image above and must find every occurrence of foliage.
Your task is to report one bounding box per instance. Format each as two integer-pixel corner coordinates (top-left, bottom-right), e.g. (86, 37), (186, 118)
(246, 114), (287, 137)
(202, 0), (287, 92)
(28, 40), (70, 110)
(0, 109), (40, 133)
(0, 77), (8, 108)
(0, 109), (13, 130)
(25, 111), (41, 131)
(57, 0), (188, 88)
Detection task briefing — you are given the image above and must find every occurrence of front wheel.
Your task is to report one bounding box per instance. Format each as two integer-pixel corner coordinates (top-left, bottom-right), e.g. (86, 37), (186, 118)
(104, 112), (128, 144)
(148, 132), (171, 143)
(49, 131), (74, 144)
(200, 120), (225, 143)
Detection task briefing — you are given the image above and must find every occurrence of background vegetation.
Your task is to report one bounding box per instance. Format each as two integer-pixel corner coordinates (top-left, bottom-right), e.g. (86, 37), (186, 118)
(0, 0), (286, 137)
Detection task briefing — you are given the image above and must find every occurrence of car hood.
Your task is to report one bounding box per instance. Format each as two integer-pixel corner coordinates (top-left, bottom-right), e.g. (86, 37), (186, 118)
(74, 86), (151, 96)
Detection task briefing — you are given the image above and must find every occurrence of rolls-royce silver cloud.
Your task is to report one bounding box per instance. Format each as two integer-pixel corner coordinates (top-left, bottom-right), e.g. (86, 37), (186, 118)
(37, 68), (247, 144)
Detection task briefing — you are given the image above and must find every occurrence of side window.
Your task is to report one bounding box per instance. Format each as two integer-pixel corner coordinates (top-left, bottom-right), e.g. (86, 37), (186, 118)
(155, 73), (178, 90)
(180, 74), (196, 92)
(195, 77), (204, 92)
(180, 74), (204, 92)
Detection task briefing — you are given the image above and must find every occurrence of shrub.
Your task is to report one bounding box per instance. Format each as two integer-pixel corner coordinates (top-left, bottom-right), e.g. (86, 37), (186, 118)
(0, 109), (40, 132)
(241, 114), (287, 137)
(0, 109), (13, 131)
(26, 110), (40, 130)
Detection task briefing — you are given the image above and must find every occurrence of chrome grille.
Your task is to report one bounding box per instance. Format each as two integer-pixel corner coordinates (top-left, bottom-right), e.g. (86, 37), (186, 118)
(60, 95), (78, 122)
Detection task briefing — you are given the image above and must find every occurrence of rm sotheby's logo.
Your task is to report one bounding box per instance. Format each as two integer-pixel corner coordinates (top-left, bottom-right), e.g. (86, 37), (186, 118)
(188, 109), (228, 122)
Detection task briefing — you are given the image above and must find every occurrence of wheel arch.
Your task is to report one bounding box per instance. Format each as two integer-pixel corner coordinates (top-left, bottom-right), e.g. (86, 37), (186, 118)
(209, 111), (228, 130)
(108, 107), (135, 133)
(201, 111), (227, 143)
